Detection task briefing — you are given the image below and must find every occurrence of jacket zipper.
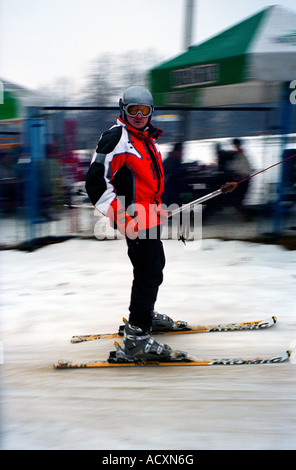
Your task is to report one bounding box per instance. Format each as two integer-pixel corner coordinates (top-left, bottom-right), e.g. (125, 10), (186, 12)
(143, 137), (162, 201)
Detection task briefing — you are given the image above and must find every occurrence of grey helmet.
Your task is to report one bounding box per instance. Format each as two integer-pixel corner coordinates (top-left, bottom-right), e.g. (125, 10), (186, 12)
(119, 86), (154, 121)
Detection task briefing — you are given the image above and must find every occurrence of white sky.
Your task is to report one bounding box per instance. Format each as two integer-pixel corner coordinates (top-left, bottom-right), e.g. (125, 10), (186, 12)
(1, 0), (296, 91)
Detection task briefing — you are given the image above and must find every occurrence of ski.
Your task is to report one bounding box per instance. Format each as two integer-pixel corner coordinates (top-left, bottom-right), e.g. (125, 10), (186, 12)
(54, 348), (291, 369)
(70, 316), (277, 344)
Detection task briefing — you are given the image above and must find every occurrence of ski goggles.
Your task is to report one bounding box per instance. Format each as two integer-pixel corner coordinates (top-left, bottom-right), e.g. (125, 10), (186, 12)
(124, 104), (153, 118)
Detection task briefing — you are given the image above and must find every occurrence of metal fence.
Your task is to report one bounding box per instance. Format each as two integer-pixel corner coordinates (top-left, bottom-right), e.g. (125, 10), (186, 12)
(0, 103), (295, 250)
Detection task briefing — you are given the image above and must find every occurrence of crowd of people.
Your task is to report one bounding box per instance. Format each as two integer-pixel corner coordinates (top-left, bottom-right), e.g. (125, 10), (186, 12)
(162, 137), (253, 220)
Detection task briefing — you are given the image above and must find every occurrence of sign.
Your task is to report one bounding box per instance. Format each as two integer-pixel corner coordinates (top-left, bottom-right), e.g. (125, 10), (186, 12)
(171, 64), (219, 89)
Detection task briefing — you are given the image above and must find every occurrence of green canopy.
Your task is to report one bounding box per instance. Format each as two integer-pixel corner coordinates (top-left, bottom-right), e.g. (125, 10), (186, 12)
(0, 79), (48, 121)
(0, 90), (20, 120)
(150, 5), (296, 106)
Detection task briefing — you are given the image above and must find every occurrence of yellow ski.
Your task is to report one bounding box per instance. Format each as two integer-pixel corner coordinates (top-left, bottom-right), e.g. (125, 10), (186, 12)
(54, 349), (291, 369)
(71, 316), (277, 343)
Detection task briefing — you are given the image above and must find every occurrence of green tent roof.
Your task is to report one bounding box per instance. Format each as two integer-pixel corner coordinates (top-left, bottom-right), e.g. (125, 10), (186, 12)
(150, 6), (278, 105)
(153, 7), (268, 70)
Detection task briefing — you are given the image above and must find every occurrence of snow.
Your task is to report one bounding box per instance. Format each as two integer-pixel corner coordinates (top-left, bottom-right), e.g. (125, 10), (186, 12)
(1, 237), (296, 450)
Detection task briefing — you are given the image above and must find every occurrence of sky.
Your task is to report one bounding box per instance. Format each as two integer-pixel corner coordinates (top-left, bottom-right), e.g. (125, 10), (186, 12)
(1, 0), (296, 92)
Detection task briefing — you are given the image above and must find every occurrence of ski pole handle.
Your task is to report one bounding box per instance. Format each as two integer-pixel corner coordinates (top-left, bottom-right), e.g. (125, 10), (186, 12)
(169, 189), (221, 217)
(168, 182), (237, 218)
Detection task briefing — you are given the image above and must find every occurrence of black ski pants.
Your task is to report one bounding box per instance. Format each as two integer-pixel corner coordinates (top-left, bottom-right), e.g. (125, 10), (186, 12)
(126, 230), (165, 333)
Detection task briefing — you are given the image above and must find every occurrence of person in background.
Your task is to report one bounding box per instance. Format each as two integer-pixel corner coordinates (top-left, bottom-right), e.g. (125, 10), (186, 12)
(162, 142), (185, 206)
(227, 138), (252, 218)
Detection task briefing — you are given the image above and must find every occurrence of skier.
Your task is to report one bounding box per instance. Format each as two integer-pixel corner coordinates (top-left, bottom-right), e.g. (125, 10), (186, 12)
(85, 86), (176, 361)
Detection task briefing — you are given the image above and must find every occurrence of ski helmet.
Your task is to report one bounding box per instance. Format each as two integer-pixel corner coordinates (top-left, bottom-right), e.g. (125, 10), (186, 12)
(119, 86), (154, 121)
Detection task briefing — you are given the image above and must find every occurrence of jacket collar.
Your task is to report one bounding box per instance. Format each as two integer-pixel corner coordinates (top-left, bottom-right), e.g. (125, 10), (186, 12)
(117, 116), (163, 140)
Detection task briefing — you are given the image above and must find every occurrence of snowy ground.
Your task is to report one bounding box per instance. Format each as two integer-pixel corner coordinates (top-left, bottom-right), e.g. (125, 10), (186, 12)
(0, 237), (296, 450)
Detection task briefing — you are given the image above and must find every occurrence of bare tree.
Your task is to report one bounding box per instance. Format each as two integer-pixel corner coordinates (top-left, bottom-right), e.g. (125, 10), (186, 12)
(76, 49), (163, 148)
(82, 49), (163, 105)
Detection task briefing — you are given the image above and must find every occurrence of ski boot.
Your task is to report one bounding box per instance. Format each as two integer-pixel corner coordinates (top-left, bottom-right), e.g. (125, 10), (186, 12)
(151, 311), (174, 331)
(108, 339), (189, 364)
(152, 311), (188, 332)
(117, 312), (189, 336)
(108, 322), (190, 364)
(123, 322), (175, 361)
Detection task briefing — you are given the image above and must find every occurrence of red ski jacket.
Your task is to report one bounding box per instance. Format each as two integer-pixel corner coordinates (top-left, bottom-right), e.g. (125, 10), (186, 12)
(85, 117), (166, 231)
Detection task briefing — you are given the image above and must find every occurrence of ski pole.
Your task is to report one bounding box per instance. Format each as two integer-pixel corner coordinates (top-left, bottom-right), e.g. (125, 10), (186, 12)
(237, 152), (296, 184)
(169, 183), (237, 217)
(169, 152), (296, 218)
